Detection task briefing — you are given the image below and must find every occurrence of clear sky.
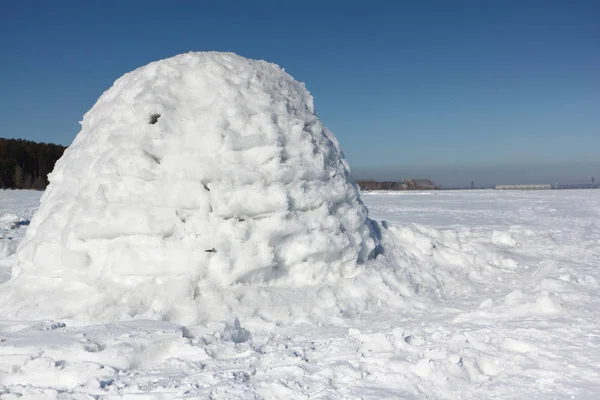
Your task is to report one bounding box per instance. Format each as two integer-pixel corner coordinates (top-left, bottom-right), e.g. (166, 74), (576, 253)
(1, 1), (598, 187)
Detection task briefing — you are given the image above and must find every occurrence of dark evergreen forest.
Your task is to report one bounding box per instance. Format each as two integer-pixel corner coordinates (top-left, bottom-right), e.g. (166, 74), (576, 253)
(0, 138), (66, 190)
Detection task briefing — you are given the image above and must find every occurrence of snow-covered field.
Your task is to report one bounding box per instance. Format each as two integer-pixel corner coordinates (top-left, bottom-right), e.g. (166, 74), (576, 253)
(1, 188), (599, 399)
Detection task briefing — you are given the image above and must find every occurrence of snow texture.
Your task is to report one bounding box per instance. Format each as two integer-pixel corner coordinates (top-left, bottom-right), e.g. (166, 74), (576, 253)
(0, 190), (38, 284)
(1, 189), (600, 399)
(0, 52), (383, 325)
(2, 52), (600, 398)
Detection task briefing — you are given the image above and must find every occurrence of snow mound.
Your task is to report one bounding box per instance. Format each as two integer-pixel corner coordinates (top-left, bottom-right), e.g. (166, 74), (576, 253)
(1, 52), (382, 324)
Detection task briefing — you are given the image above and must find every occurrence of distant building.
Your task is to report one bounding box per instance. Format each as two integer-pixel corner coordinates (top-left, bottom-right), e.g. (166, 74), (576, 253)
(495, 184), (552, 190)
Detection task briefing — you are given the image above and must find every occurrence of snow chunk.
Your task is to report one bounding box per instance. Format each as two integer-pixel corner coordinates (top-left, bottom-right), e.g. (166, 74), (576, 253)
(209, 317), (251, 343)
(0, 213), (28, 230)
(0, 52), (380, 324)
(491, 231), (518, 247)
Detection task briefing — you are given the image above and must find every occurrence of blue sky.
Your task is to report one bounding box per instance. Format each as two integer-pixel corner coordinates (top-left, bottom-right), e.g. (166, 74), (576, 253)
(1, 1), (598, 186)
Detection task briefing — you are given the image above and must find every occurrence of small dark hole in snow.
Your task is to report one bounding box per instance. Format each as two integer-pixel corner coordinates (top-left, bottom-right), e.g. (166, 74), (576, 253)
(149, 114), (161, 124)
(100, 379), (114, 389)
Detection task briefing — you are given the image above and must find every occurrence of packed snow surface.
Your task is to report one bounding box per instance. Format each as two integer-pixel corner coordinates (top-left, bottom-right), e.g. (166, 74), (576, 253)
(0, 190), (38, 283)
(1, 52), (599, 398)
(0, 52), (383, 325)
(1, 189), (600, 398)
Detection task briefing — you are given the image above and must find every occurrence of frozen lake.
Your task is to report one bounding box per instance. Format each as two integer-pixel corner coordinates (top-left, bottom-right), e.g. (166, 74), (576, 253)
(1, 189), (599, 399)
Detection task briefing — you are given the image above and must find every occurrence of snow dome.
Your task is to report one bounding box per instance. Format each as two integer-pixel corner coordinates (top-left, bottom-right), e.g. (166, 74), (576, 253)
(1, 52), (383, 323)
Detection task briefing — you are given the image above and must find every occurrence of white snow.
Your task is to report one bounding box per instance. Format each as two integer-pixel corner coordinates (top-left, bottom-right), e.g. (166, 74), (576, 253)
(0, 214), (24, 231)
(0, 52), (383, 326)
(0, 52), (599, 398)
(1, 189), (599, 398)
(0, 190), (40, 284)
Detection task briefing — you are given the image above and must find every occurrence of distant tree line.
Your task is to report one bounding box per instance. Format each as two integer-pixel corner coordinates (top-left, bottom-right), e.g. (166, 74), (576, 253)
(0, 138), (66, 190)
(357, 179), (439, 191)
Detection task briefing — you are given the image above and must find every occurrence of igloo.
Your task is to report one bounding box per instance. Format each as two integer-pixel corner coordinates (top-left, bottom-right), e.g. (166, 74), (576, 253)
(2, 52), (383, 324)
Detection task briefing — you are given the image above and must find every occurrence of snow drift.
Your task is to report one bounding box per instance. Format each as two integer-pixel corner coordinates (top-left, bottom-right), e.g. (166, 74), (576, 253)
(0, 52), (391, 324)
